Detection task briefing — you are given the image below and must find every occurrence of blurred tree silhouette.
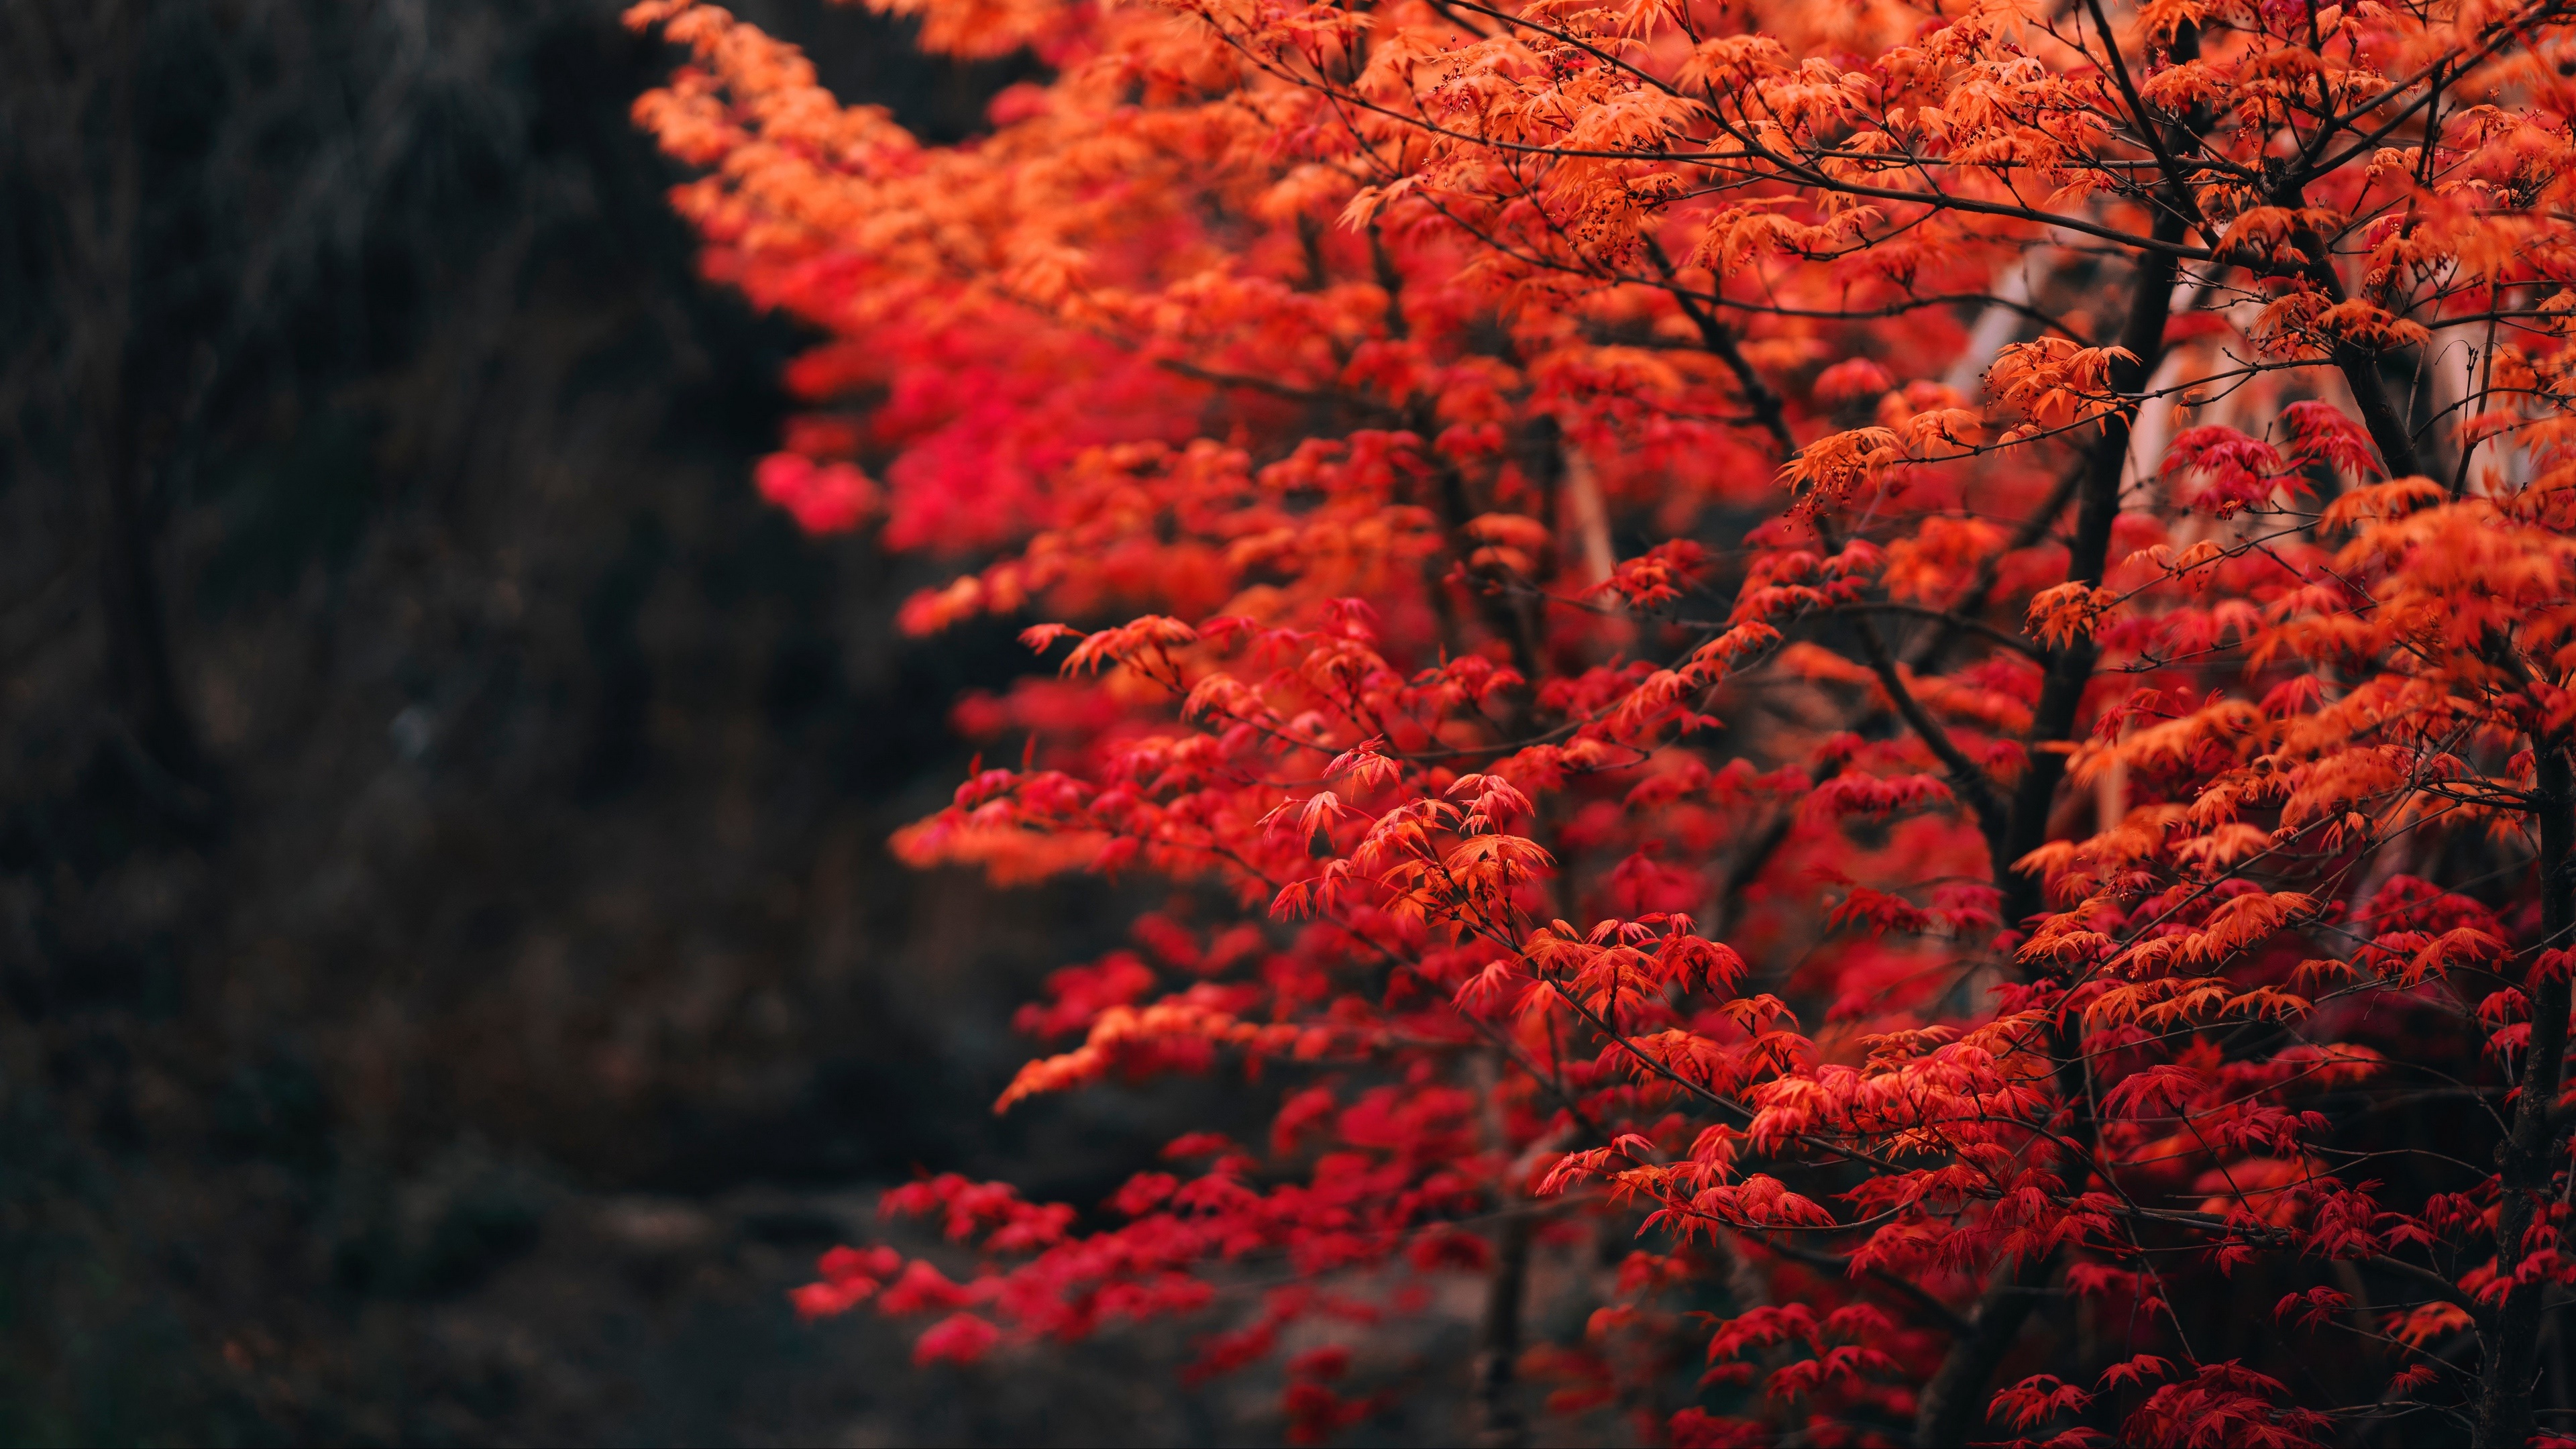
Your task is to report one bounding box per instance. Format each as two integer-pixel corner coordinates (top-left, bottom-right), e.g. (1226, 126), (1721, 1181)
(0, 3), (1248, 1442)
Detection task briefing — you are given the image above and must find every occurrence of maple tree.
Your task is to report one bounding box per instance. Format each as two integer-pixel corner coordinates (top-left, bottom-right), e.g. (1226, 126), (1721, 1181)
(631, 0), (2576, 1440)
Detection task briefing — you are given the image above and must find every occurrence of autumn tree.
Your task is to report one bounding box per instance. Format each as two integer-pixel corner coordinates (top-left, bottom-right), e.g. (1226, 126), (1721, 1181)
(631, 0), (2576, 1440)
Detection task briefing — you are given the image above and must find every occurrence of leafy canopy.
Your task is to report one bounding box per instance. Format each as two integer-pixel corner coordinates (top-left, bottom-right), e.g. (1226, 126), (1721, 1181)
(632, 0), (2576, 1441)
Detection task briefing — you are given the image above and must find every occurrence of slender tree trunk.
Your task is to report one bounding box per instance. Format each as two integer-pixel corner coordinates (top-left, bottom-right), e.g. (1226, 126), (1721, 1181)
(1467, 1044), (1533, 1449)
(2288, 250), (2428, 481)
(2473, 741), (2576, 1447)
(1919, 135), (2190, 1449)
(2278, 186), (2426, 481)
(97, 426), (201, 788)
(1998, 221), (2181, 926)
(47, 0), (210, 814)
(1474, 1210), (1534, 1449)
(1914, 1254), (2054, 1448)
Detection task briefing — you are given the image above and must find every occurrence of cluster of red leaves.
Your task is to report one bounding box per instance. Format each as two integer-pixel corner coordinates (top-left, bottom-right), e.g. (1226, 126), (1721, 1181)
(631, 0), (2576, 1442)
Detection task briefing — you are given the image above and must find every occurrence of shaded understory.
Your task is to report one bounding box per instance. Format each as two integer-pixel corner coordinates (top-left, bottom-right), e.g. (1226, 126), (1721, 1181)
(0, 2), (1326, 1440)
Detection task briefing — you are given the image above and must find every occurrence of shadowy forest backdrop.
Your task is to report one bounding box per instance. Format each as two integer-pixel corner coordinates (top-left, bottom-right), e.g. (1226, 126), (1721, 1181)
(0, 3), (1278, 1441)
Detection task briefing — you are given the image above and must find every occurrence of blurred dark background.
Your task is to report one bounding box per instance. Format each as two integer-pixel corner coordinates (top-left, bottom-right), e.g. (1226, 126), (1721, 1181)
(0, 2), (1250, 1441)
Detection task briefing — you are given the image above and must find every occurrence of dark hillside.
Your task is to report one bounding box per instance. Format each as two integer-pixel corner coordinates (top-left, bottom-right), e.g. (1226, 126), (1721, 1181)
(0, 3), (1228, 1440)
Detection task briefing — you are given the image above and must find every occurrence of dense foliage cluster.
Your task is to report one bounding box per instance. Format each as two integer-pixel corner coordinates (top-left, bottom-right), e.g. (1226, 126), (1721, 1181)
(633, 0), (2576, 1439)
